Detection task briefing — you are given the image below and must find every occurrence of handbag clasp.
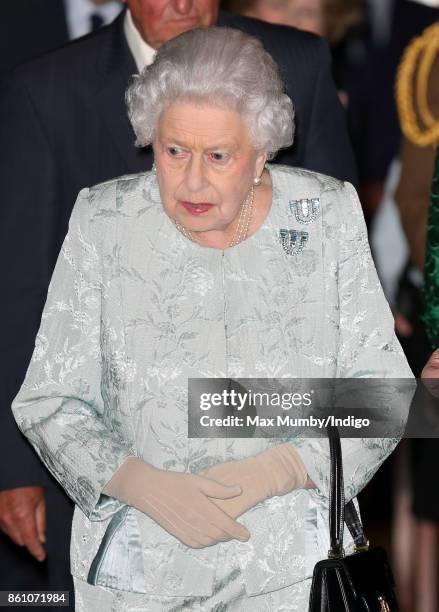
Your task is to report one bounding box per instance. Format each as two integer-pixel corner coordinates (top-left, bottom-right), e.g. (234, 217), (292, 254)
(354, 540), (370, 553)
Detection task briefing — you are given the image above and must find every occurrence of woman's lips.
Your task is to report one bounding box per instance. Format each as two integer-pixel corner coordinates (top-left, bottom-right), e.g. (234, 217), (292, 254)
(181, 202), (214, 215)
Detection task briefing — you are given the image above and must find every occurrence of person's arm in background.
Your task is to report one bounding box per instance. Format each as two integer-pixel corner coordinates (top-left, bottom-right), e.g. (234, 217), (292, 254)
(302, 37), (358, 187)
(0, 71), (57, 561)
(395, 137), (436, 273)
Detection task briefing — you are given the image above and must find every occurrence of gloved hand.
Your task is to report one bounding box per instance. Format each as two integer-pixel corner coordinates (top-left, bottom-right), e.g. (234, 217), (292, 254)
(199, 444), (309, 518)
(103, 457), (250, 548)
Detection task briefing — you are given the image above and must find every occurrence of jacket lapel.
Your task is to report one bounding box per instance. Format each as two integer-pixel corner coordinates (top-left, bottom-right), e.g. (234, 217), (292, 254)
(95, 12), (152, 174)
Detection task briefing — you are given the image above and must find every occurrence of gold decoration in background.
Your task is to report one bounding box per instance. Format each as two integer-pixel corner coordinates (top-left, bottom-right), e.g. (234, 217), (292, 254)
(396, 22), (439, 147)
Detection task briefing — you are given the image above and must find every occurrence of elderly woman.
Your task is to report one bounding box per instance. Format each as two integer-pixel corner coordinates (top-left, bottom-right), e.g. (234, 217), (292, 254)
(12, 27), (411, 611)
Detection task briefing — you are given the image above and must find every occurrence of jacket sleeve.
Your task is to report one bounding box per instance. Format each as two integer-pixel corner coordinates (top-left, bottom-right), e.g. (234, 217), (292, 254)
(303, 38), (358, 188)
(0, 73), (57, 490)
(11, 188), (135, 520)
(292, 181), (414, 502)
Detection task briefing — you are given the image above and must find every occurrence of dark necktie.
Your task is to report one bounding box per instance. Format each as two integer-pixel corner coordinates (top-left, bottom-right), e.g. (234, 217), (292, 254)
(90, 12), (104, 33)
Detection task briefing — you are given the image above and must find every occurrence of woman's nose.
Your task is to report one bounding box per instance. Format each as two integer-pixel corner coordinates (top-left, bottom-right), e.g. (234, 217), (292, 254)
(185, 156), (207, 193)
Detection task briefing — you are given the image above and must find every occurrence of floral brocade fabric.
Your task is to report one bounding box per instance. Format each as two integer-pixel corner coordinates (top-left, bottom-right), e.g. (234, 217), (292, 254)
(423, 146), (439, 347)
(11, 165), (413, 602)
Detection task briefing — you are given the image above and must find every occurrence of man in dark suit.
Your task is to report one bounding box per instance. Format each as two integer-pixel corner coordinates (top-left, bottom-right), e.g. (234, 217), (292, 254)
(0, 0), (69, 76)
(0, 0), (122, 77)
(0, 0), (357, 603)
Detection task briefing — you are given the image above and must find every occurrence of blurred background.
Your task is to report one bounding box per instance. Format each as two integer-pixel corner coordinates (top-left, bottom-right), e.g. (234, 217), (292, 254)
(1, 1), (439, 610)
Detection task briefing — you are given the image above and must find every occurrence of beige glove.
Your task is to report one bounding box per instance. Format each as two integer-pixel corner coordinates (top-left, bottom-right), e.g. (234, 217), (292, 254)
(199, 444), (309, 518)
(103, 457), (250, 548)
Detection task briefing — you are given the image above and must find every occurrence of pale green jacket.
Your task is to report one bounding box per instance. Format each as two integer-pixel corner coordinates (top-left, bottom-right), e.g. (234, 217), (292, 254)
(12, 165), (413, 597)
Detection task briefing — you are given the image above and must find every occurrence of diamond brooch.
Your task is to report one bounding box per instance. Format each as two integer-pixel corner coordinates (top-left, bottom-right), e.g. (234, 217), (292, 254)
(289, 198), (320, 224)
(279, 229), (308, 256)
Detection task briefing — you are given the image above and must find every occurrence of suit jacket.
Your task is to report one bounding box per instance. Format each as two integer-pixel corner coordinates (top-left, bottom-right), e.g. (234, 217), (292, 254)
(0, 10), (357, 493)
(0, 0), (69, 77)
(11, 165), (412, 596)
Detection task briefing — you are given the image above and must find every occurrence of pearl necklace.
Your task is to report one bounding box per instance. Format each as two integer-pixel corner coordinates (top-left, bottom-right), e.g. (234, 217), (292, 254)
(174, 186), (255, 248)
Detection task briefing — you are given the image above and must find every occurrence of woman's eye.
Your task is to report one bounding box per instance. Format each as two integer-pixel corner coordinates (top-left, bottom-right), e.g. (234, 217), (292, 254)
(167, 146), (184, 157)
(209, 152), (228, 162)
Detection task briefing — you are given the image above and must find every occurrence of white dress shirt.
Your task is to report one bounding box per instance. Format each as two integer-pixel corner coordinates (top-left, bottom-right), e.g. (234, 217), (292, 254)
(64, 0), (123, 40)
(124, 9), (156, 72)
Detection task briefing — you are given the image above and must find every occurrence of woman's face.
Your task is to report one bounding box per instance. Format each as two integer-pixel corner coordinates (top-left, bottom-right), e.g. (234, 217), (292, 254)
(153, 102), (266, 239)
(248, 0), (323, 37)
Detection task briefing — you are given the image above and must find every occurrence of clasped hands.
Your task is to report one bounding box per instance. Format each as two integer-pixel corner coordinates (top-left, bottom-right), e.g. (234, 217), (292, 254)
(103, 444), (308, 549)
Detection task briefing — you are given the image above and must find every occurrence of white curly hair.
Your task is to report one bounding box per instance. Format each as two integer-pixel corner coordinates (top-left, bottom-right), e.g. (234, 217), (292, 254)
(126, 27), (295, 159)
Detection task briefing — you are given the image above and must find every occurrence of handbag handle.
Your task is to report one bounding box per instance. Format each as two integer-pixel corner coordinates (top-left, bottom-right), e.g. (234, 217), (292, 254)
(327, 426), (369, 558)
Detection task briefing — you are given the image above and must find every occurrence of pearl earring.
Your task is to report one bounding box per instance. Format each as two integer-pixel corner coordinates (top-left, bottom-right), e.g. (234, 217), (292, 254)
(253, 175), (262, 186)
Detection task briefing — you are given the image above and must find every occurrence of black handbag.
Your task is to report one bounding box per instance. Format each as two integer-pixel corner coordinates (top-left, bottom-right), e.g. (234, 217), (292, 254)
(309, 426), (399, 611)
